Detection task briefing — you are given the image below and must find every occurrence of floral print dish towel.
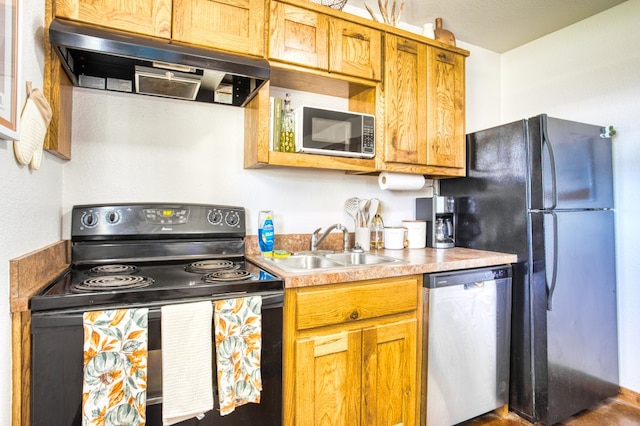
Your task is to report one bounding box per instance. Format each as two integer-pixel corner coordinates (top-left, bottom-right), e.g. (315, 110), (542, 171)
(82, 308), (149, 425)
(214, 296), (262, 415)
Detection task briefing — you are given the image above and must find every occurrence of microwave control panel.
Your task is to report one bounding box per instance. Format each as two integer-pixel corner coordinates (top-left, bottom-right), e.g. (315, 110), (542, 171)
(362, 115), (375, 155)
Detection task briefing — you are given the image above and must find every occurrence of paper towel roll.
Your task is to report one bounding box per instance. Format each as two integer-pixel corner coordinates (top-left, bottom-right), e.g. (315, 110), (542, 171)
(378, 172), (426, 191)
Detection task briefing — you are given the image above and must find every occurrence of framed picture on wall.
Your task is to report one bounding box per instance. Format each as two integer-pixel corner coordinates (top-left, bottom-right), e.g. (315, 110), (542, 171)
(1, 0), (20, 140)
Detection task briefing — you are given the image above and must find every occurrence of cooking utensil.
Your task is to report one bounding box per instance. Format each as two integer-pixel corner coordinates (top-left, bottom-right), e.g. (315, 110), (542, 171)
(367, 198), (379, 226)
(345, 197), (360, 224)
(358, 199), (370, 227)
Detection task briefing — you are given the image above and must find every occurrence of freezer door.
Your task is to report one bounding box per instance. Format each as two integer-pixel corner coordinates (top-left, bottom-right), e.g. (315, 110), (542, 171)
(540, 209), (618, 424)
(529, 115), (613, 210)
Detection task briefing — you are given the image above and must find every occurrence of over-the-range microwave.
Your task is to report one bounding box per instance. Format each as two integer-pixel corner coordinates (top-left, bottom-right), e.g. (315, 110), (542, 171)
(294, 106), (375, 158)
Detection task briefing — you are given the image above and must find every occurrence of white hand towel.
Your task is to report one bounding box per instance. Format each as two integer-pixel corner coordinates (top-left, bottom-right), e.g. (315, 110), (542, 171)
(161, 301), (214, 425)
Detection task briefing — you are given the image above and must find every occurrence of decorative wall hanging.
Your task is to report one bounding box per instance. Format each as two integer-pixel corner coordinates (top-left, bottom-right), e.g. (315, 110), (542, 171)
(0, 0), (20, 140)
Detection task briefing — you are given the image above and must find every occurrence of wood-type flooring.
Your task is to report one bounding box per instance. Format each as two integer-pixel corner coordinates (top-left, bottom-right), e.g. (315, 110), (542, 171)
(461, 397), (640, 425)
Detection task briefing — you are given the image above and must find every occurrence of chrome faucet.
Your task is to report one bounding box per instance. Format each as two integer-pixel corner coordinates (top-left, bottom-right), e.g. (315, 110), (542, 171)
(310, 224), (350, 252)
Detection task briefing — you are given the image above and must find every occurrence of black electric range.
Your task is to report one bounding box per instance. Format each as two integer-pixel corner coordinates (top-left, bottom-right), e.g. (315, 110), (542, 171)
(30, 203), (284, 426)
(30, 203), (283, 312)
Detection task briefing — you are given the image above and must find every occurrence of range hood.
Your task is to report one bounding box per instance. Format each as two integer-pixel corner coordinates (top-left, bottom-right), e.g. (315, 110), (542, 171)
(49, 19), (270, 107)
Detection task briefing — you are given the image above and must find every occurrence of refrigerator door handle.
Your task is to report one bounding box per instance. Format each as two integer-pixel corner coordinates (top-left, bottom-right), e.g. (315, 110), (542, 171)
(546, 211), (559, 311)
(542, 118), (559, 210)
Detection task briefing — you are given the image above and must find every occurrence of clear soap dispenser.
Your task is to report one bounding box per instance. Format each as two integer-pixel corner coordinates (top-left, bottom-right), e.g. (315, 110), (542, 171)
(370, 213), (384, 249)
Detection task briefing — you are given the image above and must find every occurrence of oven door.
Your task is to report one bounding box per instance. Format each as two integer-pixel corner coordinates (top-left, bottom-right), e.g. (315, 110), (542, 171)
(31, 290), (283, 426)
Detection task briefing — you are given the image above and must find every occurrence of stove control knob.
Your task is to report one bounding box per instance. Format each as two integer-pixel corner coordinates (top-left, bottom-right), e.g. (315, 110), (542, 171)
(105, 210), (121, 225)
(208, 209), (223, 225)
(81, 212), (99, 228)
(225, 211), (241, 228)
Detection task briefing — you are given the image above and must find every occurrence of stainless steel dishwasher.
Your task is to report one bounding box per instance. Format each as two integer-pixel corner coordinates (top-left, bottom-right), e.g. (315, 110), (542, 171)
(420, 265), (512, 426)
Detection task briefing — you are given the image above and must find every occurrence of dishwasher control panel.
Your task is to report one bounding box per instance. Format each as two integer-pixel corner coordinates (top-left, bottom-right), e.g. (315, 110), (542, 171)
(424, 265), (512, 288)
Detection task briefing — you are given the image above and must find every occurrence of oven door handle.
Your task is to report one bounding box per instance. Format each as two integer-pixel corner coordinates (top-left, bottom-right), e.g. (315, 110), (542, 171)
(32, 290), (283, 329)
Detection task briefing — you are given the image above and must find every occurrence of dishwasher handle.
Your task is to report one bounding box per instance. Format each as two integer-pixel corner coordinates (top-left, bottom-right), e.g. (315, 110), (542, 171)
(424, 265), (512, 289)
(464, 281), (487, 290)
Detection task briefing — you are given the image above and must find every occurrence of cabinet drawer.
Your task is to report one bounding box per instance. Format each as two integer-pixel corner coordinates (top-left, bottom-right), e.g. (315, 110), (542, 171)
(295, 277), (419, 330)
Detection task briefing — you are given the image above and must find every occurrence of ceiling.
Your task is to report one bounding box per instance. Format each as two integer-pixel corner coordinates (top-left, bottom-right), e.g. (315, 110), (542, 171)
(345, 0), (626, 53)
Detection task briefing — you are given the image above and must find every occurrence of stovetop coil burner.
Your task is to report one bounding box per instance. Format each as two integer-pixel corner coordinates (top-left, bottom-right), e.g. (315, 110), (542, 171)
(202, 270), (254, 283)
(72, 275), (154, 292)
(86, 264), (140, 276)
(185, 259), (239, 274)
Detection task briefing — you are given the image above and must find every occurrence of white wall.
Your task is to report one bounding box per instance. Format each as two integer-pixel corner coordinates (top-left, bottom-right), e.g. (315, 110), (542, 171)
(0, 0), (65, 422)
(61, 88), (437, 234)
(61, 33), (502, 237)
(500, 0), (640, 394)
(0, 1), (636, 424)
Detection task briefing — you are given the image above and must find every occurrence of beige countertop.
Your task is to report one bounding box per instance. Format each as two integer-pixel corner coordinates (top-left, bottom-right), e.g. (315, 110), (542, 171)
(11, 237), (517, 308)
(10, 240), (70, 313)
(247, 246), (518, 288)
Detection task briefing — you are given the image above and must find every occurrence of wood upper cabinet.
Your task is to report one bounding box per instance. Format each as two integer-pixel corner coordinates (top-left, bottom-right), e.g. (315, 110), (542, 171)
(54, 0), (172, 38)
(269, 2), (329, 70)
(426, 46), (466, 169)
(245, 1), (382, 172)
(382, 34), (428, 166)
(328, 19), (382, 81)
(43, 54), (73, 159)
(172, 0), (265, 56)
(380, 33), (467, 177)
(54, 0), (265, 56)
(284, 276), (421, 426)
(268, 1), (381, 81)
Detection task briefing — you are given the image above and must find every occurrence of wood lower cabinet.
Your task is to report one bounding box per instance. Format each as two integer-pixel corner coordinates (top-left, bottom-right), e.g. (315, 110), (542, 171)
(54, 0), (172, 38)
(379, 34), (467, 177)
(362, 319), (418, 425)
(173, 0), (265, 56)
(284, 276), (421, 426)
(295, 329), (362, 425)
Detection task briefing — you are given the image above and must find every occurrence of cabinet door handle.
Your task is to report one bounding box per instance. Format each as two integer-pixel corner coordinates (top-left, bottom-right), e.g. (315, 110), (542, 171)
(350, 311), (359, 320)
(438, 53), (448, 60)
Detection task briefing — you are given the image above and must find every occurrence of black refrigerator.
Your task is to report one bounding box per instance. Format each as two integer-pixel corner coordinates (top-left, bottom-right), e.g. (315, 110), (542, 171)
(440, 114), (618, 425)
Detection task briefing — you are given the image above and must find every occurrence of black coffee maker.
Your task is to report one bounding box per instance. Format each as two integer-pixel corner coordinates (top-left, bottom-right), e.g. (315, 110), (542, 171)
(416, 196), (456, 248)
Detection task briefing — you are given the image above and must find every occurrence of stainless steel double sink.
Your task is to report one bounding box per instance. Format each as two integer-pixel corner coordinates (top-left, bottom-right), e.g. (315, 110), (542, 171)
(262, 251), (404, 272)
